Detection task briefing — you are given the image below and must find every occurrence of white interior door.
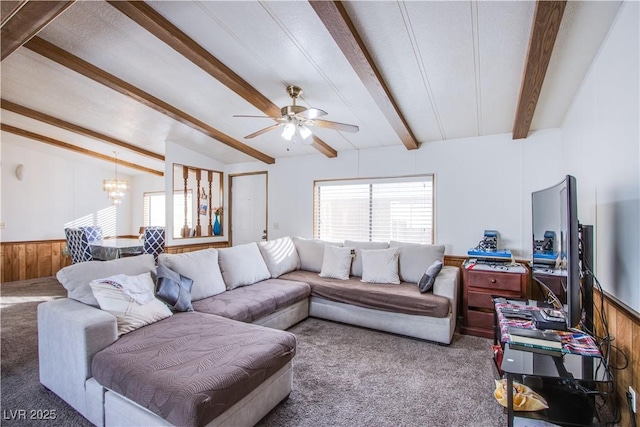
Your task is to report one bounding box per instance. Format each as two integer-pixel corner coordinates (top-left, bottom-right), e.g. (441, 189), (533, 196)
(231, 172), (267, 246)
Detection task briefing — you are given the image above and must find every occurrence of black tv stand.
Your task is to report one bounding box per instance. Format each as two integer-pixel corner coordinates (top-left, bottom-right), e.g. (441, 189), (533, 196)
(494, 300), (611, 426)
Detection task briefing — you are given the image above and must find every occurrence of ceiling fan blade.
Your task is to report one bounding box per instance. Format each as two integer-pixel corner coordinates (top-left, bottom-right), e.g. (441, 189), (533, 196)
(233, 114), (279, 119)
(297, 108), (327, 120)
(308, 119), (359, 133)
(244, 123), (282, 139)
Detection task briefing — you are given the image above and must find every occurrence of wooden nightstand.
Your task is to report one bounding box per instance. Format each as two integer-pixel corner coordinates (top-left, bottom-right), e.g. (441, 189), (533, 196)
(461, 263), (527, 338)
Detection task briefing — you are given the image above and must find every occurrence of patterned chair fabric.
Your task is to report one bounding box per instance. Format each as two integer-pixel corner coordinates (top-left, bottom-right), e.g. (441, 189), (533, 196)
(80, 225), (103, 242)
(65, 228), (93, 264)
(143, 227), (165, 262)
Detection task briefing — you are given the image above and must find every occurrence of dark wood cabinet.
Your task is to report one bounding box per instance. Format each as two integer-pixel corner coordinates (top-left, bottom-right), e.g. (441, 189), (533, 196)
(461, 265), (527, 338)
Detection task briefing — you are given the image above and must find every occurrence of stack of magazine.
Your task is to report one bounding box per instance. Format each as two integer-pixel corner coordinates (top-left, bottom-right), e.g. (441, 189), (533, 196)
(507, 327), (565, 356)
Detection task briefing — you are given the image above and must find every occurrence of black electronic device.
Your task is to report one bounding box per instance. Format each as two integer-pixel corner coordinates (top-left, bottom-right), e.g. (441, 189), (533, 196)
(531, 175), (584, 329)
(532, 310), (567, 331)
(501, 308), (533, 320)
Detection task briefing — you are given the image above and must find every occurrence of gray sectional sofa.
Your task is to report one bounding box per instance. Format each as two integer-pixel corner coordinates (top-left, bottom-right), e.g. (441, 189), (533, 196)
(38, 236), (459, 427)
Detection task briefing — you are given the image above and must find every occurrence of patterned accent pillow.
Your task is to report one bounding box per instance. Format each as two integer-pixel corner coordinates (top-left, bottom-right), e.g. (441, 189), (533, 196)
(319, 245), (354, 280)
(360, 248), (400, 284)
(156, 263), (194, 312)
(89, 272), (172, 336)
(418, 260), (443, 293)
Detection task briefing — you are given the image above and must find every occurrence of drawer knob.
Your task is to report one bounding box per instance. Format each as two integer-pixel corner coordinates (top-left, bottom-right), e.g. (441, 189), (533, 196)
(491, 279), (497, 283)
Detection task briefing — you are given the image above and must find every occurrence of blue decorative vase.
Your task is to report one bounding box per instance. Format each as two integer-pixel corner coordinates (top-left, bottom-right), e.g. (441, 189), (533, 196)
(213, 214), (221, 236)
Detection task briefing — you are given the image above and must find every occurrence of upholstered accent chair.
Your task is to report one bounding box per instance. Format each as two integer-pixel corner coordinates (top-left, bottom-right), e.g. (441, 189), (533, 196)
(64, 228), (93, 264)
(143, 226), (165, 262)
(79, 225), (103, 242)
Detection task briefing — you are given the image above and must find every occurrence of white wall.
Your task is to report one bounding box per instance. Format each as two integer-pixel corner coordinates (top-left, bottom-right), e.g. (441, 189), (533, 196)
(229, 129), (563, 258)
(560, 1), (639, 313)
(0, 137), (135, 241)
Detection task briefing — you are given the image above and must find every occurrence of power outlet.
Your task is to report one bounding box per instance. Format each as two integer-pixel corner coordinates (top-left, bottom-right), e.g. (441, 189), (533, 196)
(630, 386), (637, 414)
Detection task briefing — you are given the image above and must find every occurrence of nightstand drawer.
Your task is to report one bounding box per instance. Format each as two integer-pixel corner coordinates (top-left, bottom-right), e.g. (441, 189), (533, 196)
(467, 291), (496, 309)
(466, 310), (494, 330)
(467, 270), (522, 292)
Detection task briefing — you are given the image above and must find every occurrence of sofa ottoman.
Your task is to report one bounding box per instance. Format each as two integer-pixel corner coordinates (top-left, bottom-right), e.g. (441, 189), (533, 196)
(92, 311), (296, 427)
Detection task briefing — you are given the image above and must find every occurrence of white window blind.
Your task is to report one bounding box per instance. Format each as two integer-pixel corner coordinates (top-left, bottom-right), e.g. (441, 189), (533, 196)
(314, 176), (434, 243)
(143, 191), (192, 238)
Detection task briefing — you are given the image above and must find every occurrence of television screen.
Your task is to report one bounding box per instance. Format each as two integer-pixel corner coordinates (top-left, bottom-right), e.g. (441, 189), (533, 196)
(531, 175), (581, 328)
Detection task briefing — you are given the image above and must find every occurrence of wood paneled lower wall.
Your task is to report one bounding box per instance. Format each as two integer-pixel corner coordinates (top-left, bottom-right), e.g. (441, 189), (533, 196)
(593, 289), (640, 426)
(0, 239), (231, 282)
(164, 241), (229, 254)
(1, 239), (71, 282)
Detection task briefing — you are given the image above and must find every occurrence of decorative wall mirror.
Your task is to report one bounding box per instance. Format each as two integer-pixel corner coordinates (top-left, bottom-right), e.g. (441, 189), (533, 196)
(172, 164), (223, 239)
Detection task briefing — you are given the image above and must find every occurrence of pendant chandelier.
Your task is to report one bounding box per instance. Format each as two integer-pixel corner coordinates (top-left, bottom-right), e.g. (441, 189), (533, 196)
(103, 151), (128, 205)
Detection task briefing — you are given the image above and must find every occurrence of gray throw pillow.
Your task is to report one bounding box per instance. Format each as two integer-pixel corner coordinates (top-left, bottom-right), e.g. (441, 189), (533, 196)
(156, 263), (194, 312)
(418, 260), (443, 293)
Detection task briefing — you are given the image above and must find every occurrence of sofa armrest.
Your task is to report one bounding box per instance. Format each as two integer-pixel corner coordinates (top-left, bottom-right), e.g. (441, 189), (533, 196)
(38, 298), (117, 417)
(432, 266), (460, 319)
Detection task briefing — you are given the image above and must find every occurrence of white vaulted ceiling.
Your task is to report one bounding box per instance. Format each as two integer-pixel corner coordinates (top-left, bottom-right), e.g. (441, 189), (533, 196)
(0, 1), (623, 176)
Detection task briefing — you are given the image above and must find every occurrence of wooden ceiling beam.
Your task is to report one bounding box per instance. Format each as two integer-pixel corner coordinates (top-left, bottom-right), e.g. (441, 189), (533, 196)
(512, 1), (566, 140)
(1, 1), (73, 61)
(108, 1), (337, 159)
(1, 99), (165, 162)
(24, 36), (275, 164)
(310, 0), (418, 150)
(1, 1), (26, 26)
(1, 124), (164, 176)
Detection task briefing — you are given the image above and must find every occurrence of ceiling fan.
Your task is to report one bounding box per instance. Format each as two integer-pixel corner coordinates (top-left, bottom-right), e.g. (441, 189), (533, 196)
(234, 85), (359, 144)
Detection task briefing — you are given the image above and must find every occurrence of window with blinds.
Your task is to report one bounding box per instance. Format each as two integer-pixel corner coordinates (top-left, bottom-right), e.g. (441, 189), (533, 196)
(313, 175), (434, 244)
(143, 191), (192, 238)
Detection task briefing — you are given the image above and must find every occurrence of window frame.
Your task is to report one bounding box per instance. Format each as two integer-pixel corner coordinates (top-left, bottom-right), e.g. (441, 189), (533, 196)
(312, 174), (435, 244)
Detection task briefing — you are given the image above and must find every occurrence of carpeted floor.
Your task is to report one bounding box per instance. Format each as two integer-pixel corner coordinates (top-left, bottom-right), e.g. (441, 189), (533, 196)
(1, 277), (505, 426)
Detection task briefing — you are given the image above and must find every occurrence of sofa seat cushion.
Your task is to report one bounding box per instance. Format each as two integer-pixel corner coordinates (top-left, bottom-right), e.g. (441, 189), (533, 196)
(92, 312), (296, 427)
(192, 279), (311, 323)
(280, 270), (450, 318)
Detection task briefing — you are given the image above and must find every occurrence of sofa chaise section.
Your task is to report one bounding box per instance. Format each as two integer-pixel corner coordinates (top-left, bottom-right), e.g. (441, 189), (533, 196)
(92, 312), (296, 427)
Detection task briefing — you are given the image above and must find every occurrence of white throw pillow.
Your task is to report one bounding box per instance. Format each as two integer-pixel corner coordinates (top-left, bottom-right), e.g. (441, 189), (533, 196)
(56, 254), (156, 307)
(319, 245), (354, 280)
(344, 240), (389, 277)
(258, 236), (301, 278)
(389, 241), (445, 284)
(157, 249), (225, 301)
(360, 248), (400, 284)
(293, 237), (343, 273)
(89, 272), (172, 336)
(218, 242), (271, 290)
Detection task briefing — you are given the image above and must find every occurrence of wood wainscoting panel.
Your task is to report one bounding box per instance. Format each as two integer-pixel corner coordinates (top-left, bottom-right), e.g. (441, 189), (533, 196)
(1, 239), (231, 282)
(164, 241), (229, 254)
(595, 289), (640, 426)
(1, 240), (71, 282)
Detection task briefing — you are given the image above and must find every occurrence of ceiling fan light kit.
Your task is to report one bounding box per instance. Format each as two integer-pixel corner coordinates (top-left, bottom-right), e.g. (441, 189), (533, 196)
(234, 85), (359, 144)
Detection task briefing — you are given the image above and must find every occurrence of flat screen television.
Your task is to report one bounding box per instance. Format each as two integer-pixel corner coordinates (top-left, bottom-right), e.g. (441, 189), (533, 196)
(531, 175), (581, 328)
